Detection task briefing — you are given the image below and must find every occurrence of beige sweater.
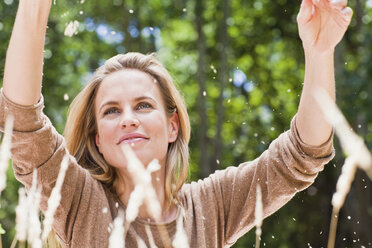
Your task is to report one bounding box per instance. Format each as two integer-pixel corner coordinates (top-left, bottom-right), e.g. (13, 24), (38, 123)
(0, 90), (334, 248)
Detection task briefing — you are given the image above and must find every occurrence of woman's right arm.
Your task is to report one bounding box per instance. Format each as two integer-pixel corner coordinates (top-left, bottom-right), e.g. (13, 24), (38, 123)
(1, 2), (117, 245)
(3, 0), (51, 106)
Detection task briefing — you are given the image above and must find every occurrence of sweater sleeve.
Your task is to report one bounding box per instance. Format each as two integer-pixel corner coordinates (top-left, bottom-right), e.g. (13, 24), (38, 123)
(0, 90), (112, 246)
(180, 115), (334, 247)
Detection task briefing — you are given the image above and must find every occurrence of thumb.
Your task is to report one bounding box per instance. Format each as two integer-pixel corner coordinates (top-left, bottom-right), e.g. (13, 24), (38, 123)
(297, 0), (314, 24)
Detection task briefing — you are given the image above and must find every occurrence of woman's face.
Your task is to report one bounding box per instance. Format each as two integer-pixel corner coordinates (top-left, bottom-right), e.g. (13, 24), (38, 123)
(94, 69), (179, 172)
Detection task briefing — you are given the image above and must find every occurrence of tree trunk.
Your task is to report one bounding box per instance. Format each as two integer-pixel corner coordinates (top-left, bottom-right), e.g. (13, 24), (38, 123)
(214, 0), (230, 172)
(134, 0), (144, 52)
(122, 1), (132, 52)
(195, 0), (209, 178)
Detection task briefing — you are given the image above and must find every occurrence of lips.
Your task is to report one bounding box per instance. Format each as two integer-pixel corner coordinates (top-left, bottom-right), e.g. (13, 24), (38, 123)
(117, 133), (149, 145)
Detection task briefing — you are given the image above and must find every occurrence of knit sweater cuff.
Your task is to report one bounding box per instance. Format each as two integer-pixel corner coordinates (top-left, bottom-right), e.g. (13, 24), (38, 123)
(290, 114), (334, 159)
(0, 88), (45, 132)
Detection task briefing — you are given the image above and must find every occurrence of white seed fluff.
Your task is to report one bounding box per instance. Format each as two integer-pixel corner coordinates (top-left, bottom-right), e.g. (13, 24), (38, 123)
(121, 145), (162, 220)
(172, 209), (189, 248)
(145, 225), (158, 248)
(42, 154), (70, 240)
(64, 20), (80, 37)
(109, 210), (125, 248)
(15, 187), (28, 241)
(147, 159), (161, 174)
(0, 115), (14, 195)
(332, 156), (357, 210)
(27, 170), (42, 248)
(255, 185), (263, 235)
(136, 236), (147, 248)
(126, 185), (145, 224)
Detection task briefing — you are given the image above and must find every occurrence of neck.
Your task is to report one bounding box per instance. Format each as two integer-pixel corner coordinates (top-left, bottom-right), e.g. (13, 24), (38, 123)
(114, 168), (177, 223)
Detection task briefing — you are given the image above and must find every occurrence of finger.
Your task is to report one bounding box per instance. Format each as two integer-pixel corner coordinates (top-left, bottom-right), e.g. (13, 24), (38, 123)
(330, 0), (348, 10)
(313, 0), (327, 8)
(297, 0), (314, 23)
(341, 6), (353, 22)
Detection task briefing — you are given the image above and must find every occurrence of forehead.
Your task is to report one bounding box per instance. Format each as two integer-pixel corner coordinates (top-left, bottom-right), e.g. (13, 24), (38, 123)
(95, 69), (163, 107)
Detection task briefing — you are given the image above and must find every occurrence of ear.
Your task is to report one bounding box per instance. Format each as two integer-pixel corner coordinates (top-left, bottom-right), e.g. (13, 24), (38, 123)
(168, 112), (179, 143)
(95, 133), (102, 153)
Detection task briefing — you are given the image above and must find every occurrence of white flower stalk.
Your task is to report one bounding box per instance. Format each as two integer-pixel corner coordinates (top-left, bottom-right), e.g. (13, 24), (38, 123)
(16, 169), (40, 243)
(328, 156), (358, 248)
(15, 187), (28, 241)
(27, 170), (42, 248)
(42, 154), (70, 240)
(143, 159), (162, 220)
(121, 145), (173, 246)
(254, 185), (263, 248)
(120, 145), (161, 220)
(28, 186), (42, 248)
(109, 210), (125, 248)
(147, 159), (161, 174)
(0, 115), (14, 196)
(143, 189), (162, 223)
(136, 236), (147, 248)
(332, 156), (357, 211)
(172, 209), (189, 248)
(314, 89), (370, 248)
(120, 145), (151, 184)
(64, 20), (79, 37)
(125, 159), (160, 226)
(29, 169), (38, 199)
(126, 185), (145, 225)
(314, 88), (372, 179)
(145, 225), (158, 248)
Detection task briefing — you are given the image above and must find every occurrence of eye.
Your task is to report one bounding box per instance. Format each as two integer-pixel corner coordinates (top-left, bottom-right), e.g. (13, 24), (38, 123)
(136, 102), (153, 111)
(103, 107), (120, 116)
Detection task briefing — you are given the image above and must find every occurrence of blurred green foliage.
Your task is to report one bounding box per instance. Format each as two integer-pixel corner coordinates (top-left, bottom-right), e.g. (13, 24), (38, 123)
(0, 0), (371, 247)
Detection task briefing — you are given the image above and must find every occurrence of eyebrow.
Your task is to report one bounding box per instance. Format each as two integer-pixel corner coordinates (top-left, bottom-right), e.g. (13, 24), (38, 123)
(98, 96), (157, 113)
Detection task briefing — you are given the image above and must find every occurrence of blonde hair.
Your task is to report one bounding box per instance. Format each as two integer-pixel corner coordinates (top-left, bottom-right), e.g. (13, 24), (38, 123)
(64, 53), (190, 203)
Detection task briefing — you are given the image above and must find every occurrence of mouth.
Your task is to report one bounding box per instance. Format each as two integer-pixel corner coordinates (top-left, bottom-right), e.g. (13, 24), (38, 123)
(117, 133), (149, 145)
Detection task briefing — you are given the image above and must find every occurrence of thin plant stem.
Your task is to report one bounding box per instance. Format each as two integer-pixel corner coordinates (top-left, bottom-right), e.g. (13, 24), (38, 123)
(46, 229), (59, 248)
(254, 186), (263, 248)
(145, 225), (157, 248)
(124, 220), (172, 247)
(255, 235), (261, 248)
(120, 145), (173, 247)
(327, 157), (357, 248)
(156, 223), (172, 248)
(124, 220), (171, 247)
(10, 236), (17, 248)
(123, 221), (130, 242)
(327, 208), (339, 248)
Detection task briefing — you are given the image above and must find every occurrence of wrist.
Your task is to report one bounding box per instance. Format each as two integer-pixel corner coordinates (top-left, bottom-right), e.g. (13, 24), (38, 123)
(303, 46), (335, 58)
(304, 48), (334, 63)
(17, 0), (51, 24)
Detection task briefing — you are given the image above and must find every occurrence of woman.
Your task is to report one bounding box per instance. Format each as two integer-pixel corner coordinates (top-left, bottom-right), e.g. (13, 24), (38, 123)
(1, 0), (352, 247)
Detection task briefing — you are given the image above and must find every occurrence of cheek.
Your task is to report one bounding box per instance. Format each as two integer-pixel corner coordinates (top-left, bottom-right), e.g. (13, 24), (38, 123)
(97, 120), (117, 144)
(144, 113), (168, 135)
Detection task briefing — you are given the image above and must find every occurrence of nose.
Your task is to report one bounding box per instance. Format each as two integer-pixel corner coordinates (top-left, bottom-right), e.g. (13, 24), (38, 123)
(120, 110), (140, 129)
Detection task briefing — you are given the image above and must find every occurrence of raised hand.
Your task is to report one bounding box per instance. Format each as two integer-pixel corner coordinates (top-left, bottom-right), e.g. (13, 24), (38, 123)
(297, 0), (353, 53)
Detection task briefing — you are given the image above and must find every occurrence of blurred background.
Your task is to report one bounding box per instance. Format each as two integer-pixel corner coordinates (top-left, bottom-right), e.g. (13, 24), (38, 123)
(0, 0), (371, 247)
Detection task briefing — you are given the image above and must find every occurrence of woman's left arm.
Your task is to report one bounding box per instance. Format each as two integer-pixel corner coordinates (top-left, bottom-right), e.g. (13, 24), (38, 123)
(296, 0), (353, 146)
